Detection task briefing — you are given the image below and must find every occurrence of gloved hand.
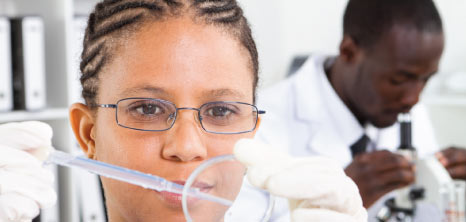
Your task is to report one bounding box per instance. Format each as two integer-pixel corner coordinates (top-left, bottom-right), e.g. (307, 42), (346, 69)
(0, 121), (57, 222)
(234, 139), (367, 222)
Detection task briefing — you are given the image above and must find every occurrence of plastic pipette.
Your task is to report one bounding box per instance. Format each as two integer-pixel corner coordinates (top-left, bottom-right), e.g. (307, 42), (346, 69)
(46, 150), (232, 206)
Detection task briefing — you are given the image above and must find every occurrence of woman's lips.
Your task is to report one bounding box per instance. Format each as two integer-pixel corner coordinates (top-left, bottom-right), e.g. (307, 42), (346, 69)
(159, 190), (183, 207)
(157, 180), (215, 208)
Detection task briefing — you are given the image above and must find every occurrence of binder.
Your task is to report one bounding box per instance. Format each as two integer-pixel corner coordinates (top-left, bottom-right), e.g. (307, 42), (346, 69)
(10, 16), (46, 111)
(0, 17), (13, 112)
(73, 146), (106, 222)
(77, 169), (106, 222)
(39, 164), (60, 222)
(68, 15), (87, 105)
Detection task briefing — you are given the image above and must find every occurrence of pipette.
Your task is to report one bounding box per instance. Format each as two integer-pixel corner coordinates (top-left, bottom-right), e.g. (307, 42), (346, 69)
(45, 150), (233, 207)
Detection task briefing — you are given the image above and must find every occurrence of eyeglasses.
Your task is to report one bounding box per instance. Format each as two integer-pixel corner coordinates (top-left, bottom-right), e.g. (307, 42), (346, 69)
(96, 98), (265, 134)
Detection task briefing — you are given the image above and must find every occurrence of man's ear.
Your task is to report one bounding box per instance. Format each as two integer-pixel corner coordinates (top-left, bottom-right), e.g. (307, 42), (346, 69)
(69, 103), (96, 159)
(339, 35), (363, 64)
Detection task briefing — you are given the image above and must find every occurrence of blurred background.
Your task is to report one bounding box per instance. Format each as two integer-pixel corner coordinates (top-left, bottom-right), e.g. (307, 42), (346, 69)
(238, 0), (466, 150)
(0, 0), (465, 221)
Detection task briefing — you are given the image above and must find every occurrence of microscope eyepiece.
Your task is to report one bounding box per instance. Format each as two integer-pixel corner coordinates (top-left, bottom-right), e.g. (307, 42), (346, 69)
(398, 113), (414, 150)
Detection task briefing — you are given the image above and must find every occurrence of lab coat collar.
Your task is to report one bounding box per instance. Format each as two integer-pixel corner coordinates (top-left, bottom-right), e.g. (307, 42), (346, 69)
(292, 55), (365, 164)
(294, 55), (364, 146)
(291, 56), (326, 124)
(320, 68), (364, 148)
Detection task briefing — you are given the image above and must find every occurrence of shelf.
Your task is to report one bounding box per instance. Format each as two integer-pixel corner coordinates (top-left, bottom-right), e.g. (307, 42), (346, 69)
(423, 94), (466, 106)
(0, 108), (69, 123)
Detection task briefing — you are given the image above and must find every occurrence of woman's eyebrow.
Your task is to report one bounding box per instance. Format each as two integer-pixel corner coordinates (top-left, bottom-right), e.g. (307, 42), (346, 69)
(119, 86), (168, 97)
(201, 89), (245, 100)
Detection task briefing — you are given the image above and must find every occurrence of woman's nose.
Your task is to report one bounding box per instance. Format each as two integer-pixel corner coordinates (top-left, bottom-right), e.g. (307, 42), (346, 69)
(162, 111), (207, 162)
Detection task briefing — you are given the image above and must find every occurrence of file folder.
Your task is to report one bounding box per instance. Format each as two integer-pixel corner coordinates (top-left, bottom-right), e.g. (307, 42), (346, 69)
(11, 16), (47, 110)
(69, 15), (87, 104)
(73, 145), (106, 222)
(0, 17), (13, 112)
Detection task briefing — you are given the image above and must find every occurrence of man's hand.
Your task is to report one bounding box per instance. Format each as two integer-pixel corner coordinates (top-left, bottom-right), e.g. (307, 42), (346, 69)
(345, 150), (415, 208)
(436, 147), (466, 180)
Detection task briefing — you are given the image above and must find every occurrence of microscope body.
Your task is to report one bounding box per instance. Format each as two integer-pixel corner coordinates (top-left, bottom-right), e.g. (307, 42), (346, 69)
(377, 113), (466, 222)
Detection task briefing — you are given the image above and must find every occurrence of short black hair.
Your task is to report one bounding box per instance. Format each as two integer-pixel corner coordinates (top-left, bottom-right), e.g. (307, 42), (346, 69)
(343, 0), (443, 49)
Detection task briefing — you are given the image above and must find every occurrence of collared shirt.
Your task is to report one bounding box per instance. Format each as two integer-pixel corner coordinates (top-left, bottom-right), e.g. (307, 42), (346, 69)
(315, 55), (366, 153)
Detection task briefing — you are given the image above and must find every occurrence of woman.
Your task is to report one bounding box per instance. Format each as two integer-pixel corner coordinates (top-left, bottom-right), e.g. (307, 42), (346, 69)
(0, 0), (366, 221)
(69, 0), (259, 221)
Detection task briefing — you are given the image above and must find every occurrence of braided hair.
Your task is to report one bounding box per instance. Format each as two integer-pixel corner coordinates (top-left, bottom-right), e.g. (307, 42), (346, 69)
(80, 0), (258, 107)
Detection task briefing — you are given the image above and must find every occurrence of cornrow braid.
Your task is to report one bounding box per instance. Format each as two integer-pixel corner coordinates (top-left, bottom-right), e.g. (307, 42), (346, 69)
(193, 0), (258, 84)
(95, 2), (163, 21)
(79, 0), (259, 108)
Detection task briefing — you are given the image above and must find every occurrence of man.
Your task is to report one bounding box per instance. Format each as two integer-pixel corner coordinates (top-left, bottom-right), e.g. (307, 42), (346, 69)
(256, 0), (466, 221)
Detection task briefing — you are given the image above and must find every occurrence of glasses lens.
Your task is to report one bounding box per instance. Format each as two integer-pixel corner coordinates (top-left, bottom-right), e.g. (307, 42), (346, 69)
(117, 98), (176, 131)
(200, 102), (258, 134)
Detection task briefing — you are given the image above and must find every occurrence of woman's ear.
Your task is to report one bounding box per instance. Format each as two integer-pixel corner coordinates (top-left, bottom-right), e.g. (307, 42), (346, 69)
(69, 103), (96, 159)
(250, 116), (261, 137)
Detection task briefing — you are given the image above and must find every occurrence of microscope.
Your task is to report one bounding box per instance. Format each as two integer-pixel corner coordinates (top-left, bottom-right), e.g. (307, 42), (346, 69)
(377, 113), (466, 222)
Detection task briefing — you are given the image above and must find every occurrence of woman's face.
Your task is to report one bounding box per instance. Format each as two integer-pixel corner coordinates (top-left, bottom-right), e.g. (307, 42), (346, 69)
(72, 17), (257, 221)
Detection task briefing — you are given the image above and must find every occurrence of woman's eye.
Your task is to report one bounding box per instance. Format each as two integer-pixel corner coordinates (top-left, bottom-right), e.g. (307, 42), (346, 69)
(207, 106), (233, 117)
(135, 104), (161, 115)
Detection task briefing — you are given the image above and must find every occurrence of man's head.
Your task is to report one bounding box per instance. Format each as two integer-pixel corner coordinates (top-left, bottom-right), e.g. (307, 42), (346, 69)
(335, 0), (444, 128)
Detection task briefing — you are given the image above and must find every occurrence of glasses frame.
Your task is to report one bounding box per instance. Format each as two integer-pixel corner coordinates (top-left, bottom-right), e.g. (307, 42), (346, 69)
(96, 97), (266, 135)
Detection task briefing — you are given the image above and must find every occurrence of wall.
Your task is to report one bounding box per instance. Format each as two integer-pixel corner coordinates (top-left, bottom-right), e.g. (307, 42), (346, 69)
(238, 0), (347, 89)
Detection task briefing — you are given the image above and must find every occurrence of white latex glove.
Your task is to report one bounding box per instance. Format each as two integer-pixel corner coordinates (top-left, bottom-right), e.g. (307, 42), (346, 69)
(234, 139), (367, 222)
(0, 121), (57, 222)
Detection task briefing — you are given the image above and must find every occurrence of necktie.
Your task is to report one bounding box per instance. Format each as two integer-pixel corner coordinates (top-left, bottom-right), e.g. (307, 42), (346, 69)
(350, 134), (370, 157)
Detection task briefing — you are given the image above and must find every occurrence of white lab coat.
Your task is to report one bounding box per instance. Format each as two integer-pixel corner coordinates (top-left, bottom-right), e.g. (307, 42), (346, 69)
(253, 54), (441, 222)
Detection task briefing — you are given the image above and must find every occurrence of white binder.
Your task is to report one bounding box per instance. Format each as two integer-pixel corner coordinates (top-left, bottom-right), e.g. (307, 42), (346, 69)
(11, 16), (46, 110)
(68, 15), (87, 105)
(39, 164), (60, 222)
(77, 169), (107, 222)
(0, 17), (13, 112)
(73, 146), (106, 222)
